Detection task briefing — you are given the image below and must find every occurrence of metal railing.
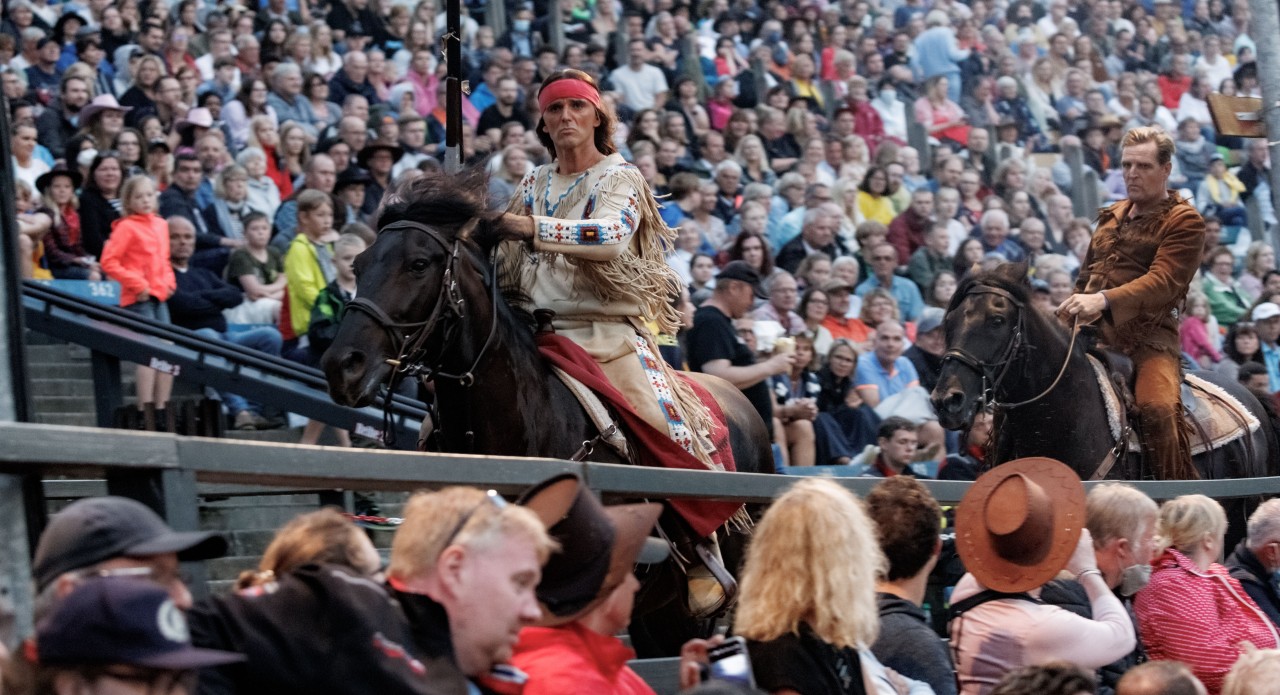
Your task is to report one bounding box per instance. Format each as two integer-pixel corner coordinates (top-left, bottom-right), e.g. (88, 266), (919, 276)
(7, 420), (1280, 694)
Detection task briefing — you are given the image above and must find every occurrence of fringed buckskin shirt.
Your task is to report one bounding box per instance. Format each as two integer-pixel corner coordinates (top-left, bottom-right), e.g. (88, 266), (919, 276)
(1074, 191), (1205, 358)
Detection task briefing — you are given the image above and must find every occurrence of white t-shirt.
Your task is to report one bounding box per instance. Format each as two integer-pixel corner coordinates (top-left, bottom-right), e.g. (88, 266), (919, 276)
(608, 64), (669, 112)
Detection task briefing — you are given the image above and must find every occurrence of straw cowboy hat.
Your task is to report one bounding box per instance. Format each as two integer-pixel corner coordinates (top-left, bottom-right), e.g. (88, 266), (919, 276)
(955, 457), (1086, 592)
(518, 473), (668, 625)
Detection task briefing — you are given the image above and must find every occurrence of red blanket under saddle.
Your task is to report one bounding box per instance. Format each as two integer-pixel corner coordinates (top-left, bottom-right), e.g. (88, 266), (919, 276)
(536, 333), (740, 538)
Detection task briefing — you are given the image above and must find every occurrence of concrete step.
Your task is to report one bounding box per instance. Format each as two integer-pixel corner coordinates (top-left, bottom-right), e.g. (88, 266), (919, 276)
(29, 378), (96, 397)
(33, 395), (100, 414)
(200, 503), (328, 532)
(24, 343), (91, 362)
(207, 555), (258, 582)
(28, 363), (93, 380)
(35, 413), (97, 426)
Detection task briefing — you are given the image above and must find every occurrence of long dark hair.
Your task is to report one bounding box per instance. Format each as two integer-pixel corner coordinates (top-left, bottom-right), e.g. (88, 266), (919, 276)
(727, 230), (775, 277)
(534, 69), (617, 160)
(1224, 322), (1263, 365)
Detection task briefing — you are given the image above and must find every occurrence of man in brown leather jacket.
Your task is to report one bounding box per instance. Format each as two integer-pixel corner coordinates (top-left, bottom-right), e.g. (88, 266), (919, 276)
(1058, 126), (1205, 480)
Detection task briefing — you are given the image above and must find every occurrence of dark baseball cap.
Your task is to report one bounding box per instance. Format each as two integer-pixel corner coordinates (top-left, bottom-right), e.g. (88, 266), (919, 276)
(718, 260), (769, 299)
(33, 496), (227, 590)
(37, 578), (244, 669)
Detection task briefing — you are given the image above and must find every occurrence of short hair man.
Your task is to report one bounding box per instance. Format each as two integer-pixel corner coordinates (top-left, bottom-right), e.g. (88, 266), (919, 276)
(866, 477), (955, 694)
(1225, 498), (1280, 627)
(32, 496), (227, 614)
(689, 261), (794, 435)
(751, 271), (805, 335)
(1116, 661), (1208, 695)
(1059, 126), (1205, 480)
(1041, 483), (1159, 690)
(855, 243), (925, 321)
(190, 484), (557, 693)
(866, 416), (920, 476)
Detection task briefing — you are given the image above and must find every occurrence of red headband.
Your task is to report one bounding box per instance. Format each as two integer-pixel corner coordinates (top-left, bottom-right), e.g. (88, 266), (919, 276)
(538, 79), (602, 112)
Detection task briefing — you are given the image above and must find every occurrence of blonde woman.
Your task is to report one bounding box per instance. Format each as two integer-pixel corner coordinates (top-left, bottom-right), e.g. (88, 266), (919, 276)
(735, 478), (930, 694)
(1240, 240), (1276, 301)
(306, 21), (342, 79)
(735, 134), (777, 187)
(1134, 495), (1278, 693)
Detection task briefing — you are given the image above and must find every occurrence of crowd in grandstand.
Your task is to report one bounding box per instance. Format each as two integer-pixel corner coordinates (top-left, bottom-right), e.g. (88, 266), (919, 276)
(5, 0), (1279, 471)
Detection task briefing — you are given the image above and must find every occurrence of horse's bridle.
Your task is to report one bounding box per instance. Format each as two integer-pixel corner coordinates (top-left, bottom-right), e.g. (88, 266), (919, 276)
(940, 284), (1080, 411)
(344, 219), (500, 390)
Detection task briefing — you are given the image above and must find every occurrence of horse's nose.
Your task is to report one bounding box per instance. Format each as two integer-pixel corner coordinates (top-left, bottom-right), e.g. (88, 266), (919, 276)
(933, 388), (969, 429)
(339, 349), (366, 374)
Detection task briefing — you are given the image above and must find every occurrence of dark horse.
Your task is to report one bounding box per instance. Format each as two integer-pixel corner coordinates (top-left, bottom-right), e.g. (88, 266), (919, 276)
(321, 173), (772, 656)
(931, 264), (1275, 539)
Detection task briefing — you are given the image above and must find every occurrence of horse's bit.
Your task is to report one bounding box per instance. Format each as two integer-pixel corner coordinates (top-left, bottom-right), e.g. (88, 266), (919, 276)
(940, 284), (1080, 411)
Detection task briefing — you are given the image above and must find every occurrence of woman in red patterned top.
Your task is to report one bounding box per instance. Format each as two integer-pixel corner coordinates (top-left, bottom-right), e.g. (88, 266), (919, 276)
(1134, 495), (1279, 694)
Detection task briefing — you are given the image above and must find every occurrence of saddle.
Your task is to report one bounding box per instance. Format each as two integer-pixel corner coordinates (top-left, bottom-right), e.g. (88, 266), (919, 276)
(1086, 347), (1260, 463)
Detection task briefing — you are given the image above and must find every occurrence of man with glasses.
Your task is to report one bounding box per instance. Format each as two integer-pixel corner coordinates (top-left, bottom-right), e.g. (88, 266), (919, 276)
(855, 243), (924, 321)
(189, 485), (557, 694)
(32, 496), (227, 614)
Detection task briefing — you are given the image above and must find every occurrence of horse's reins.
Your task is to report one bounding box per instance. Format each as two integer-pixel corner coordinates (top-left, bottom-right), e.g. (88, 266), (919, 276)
(941, 285), (1082, 411)
(343, 219), (501, 445)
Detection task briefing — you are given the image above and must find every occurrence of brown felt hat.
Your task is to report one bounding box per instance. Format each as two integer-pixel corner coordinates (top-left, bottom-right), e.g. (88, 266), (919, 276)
(518, 474), (667, 625)
(955, 457), (1085, 592)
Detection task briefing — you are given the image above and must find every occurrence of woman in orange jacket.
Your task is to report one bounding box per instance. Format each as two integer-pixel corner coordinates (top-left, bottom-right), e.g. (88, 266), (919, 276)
(100, 174), (177, 414)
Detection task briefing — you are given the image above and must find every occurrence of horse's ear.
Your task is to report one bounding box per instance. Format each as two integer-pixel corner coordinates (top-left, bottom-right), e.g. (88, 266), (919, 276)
(994, 261), (1032, 286)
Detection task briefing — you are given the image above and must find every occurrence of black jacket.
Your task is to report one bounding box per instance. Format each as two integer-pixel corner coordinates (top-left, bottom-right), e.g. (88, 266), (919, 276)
(328, 68), (381, 106)
(872, 593), (957, 695)
(1040, 578), (1145, 694)
(169, 266), (243, 333)
(78, 187), (121, 259)
(35, 101), (78, 161)
(1226, 541), (1280, 629)
(189, 564), (468, 695)
(774, 235), (848, 275)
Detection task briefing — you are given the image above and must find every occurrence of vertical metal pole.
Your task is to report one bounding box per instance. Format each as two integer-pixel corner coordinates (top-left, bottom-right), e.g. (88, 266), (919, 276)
(548, 0), (564, 60)
(1250, 0), (1280, 252)
(0, 91), (38, 647)
(91, 350), (123, 428)
(444, 0), (464, 174)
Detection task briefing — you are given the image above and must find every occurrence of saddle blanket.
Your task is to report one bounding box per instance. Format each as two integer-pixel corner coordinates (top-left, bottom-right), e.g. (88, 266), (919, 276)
(1086, 355), (1260, 456)
(537, 333), (741, 538)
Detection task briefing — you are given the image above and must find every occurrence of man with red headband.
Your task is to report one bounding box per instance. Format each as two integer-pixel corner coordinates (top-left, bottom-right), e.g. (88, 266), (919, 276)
(498, 70), (738, 617)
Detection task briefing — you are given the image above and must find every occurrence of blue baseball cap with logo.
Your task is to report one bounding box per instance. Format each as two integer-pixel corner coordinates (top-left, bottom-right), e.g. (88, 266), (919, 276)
(36, 578), (244, 669)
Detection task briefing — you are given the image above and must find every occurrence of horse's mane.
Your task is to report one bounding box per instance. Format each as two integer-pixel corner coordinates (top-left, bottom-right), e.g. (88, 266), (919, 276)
(376, 169), (536, 330)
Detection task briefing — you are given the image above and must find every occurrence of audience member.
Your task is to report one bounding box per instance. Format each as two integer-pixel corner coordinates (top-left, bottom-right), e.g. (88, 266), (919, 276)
(1225, 499), (1280, 628)
(735, 478), (931, 694)
(1135, 495), (1279, 693)
(866, 476), (956, 694)
(951, 457), (1137, 692)
(1117, 661), (1208, 695)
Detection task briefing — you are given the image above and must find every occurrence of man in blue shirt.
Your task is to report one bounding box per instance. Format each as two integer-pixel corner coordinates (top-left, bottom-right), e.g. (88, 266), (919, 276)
(1253, 302), (1280, 392)
(855, 320), (947, 467)
(855, 242), (925, 321)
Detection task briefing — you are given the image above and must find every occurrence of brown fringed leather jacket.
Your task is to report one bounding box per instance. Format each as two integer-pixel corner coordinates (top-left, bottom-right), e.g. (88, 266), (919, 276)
(1074, 192), (1206, 358)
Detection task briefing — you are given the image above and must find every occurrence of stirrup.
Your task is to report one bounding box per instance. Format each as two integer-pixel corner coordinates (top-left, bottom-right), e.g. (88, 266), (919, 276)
(686, 534), (737, 620)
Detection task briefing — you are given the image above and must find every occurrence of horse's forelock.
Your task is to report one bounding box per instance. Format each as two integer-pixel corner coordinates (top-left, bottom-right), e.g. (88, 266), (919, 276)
(950, 265), (1033, 313)
(375, 169), (488, 238)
